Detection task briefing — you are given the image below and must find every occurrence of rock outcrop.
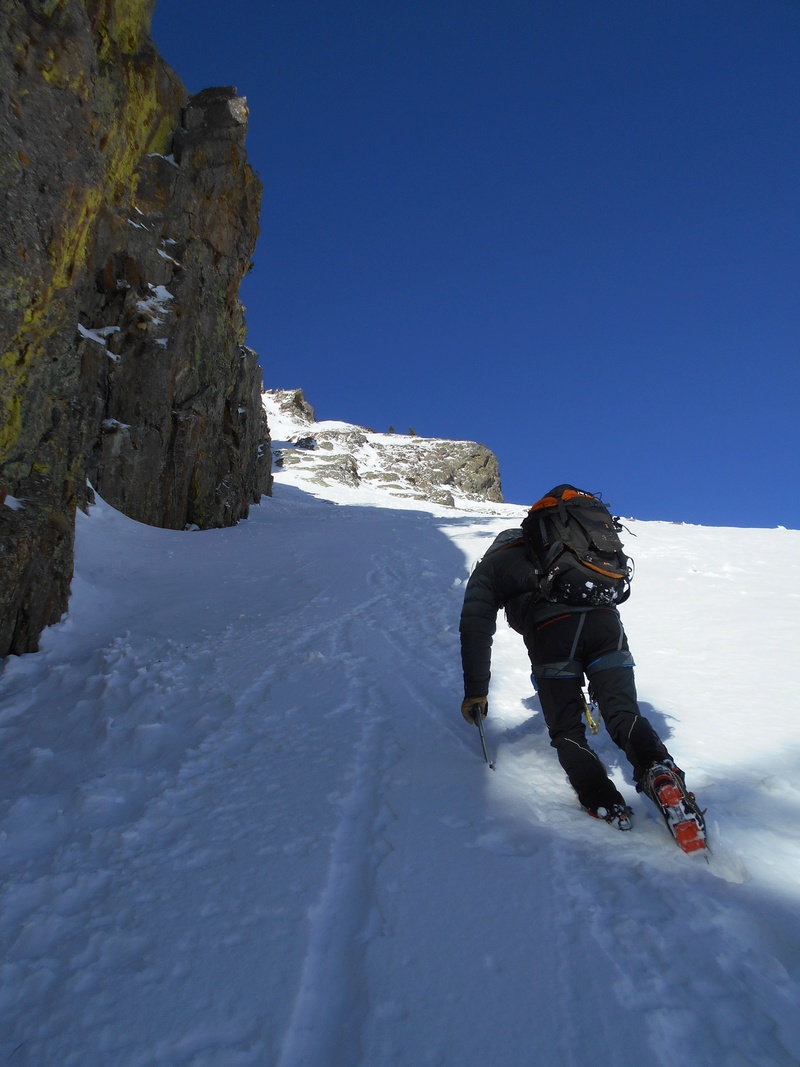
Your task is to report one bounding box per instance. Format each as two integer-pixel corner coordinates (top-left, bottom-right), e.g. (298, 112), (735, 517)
(265, 389), (503, 507)
(0, 2), (271, 657)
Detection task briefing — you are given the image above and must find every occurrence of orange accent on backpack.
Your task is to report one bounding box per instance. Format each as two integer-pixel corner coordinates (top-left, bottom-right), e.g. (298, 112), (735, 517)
(581, 558), (628, 580)
(529, 488), (596, 513)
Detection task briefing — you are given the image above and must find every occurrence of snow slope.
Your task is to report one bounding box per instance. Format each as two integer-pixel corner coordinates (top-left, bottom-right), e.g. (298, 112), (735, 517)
(1, 401), (799, 1066)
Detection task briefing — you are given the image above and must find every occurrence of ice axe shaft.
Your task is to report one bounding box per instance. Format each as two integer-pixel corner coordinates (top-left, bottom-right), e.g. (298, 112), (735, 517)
(474, 708), (495, 770)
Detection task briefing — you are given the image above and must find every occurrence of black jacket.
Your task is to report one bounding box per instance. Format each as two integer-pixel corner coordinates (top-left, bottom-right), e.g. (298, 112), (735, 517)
(459, 528), (617, 697)
(459, 529), (541, 698)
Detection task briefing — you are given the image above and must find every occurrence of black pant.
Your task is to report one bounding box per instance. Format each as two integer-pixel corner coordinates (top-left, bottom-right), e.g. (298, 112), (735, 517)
(526, 608), (669, 810)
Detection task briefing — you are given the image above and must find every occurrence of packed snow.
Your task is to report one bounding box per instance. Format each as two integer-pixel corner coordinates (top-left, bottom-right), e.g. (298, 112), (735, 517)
(1, 397), (799, 1066)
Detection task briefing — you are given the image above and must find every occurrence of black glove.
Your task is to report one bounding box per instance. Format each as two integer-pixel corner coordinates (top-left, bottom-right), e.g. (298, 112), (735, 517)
(461, 696), (488, 724)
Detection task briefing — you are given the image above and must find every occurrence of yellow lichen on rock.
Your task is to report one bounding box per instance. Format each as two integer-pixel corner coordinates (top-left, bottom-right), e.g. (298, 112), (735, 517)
(0, 394), (22, 467)
(103, 59), (176, 195)
(89, 0), (156, 59)
(49, 182), (105, 290)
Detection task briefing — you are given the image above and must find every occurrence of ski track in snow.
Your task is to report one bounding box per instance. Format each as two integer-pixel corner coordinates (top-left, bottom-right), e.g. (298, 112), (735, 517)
(1, 474), (800, 1065)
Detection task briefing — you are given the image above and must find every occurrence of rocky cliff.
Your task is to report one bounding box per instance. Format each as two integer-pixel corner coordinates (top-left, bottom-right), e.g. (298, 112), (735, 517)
(264, 389), (503, 507)
(0, 1), (271, 657)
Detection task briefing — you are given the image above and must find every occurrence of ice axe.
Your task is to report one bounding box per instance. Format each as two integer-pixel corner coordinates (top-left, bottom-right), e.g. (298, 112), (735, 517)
(472, 705), (495, 770)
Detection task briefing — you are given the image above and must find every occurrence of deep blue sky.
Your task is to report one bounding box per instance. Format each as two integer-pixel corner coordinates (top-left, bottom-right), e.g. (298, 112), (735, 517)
(151, 1), (799, 528)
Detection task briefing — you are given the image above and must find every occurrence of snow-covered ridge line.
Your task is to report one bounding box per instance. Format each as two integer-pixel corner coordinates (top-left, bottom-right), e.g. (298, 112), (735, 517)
(263, 387), (504, 508)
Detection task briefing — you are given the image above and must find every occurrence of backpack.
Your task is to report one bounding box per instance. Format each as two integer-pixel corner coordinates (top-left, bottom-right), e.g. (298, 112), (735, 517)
(521, 485), (633, 606)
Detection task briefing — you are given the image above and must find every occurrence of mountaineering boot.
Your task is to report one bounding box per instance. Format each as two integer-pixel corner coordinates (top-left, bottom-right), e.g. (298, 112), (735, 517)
(642, 761), (707, 854)
(587, 802), (633, 831)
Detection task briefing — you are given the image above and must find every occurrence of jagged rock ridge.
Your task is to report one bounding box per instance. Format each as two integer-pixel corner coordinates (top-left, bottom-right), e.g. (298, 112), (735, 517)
(264, 389), (503, 507)
(0, 1), (271, 656)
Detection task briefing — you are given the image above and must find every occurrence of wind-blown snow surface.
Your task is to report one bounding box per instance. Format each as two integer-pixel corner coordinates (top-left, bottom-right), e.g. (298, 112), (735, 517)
(2, 427), (800, 1065)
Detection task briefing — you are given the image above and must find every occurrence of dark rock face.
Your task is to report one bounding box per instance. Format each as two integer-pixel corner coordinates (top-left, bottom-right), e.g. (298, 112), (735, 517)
(83, 85), (270, 529)
(0, 2), (270, 657)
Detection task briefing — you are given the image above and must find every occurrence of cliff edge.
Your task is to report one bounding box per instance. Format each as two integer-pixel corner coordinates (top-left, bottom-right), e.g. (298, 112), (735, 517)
(0, 1), (271, 655)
